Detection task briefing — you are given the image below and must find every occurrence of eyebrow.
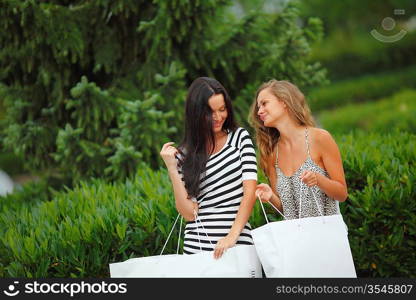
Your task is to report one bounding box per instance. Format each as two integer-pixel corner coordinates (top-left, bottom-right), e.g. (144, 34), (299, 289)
(258, 98), (274, 103)
(212, 105), (226, 111)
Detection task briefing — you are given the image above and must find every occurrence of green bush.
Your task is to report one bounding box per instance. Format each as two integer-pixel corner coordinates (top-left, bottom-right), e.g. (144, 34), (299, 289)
(307, 66), (416, 112)
(0, 164), (182, 277)
(0, 178), (50, 213)
(308, 30), (416, 80)
(0, 99), (4, 121)
(319, 89), (416, 134)
(1, 132), (414, 277)
(0, 152), (25, 176)
(299, 0), (416, 37)
(338, 131), (416, 277)
(0, 0), (326, 183)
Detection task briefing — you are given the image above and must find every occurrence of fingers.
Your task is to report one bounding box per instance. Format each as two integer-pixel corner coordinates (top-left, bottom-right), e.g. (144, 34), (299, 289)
(299, 171), (317, 186)
(255, 186), (263, 196)
(214, 247), (225, 259)
(299, 171), (310, 184)
(213, 239), (229, 259)
(214, 243), (227, 260)
(256, 183), (270, 193)
(257, 183), (270, 189)
(256, 191), (268, 203)
(161, 142), (176, 151)
(160, 142), (178, 157)
(255, 190), (263, 201)
(256, 183), (271, 202)
(255, 190), (261, 198)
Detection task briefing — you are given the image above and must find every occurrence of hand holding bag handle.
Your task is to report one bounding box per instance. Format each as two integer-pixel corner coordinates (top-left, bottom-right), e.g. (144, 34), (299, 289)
(257, 194), (287, 223)
(299, 182), (325, 221)
(257, 178), (325, 223)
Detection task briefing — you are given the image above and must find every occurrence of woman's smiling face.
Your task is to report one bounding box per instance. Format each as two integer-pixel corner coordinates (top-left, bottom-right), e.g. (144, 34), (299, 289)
(208, 93), (228, 134)
(257, 88), (286, 127)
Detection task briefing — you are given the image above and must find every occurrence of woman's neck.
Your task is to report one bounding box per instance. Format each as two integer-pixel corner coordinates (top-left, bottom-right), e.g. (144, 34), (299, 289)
(273, 118), (305, 146)
(214, 130), (227, 141)
(207, 130), (228, 154)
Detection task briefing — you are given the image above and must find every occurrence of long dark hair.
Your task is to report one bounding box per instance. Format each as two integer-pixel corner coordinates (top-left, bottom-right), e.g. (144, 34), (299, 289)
(179, 77), (237, 198)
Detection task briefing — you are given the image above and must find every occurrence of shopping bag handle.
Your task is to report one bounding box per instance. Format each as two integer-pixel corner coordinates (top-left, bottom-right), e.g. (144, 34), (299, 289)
(257, 195), (287, 223)
(193, 209), (214, 251)
(159, 209), (215, 255)
(159, 214), (183, 256)
(298, 181), (325, 220)
(256, 181), (325, 223)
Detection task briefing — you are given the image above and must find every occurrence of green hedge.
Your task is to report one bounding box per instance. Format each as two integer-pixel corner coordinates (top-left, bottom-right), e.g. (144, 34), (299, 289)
(307, 66), (416, 112)
(0, 99), (4, 121)
(309, 30), (416, 80)
(1, 132), (415, 277)
(319, 89), (416, 135)
(0, 152), (25, 176)
(0, 164), (179, 278)
(337, 131), (415, 277)
(0, 1), (326, 180)
(0, 179), (50, 214)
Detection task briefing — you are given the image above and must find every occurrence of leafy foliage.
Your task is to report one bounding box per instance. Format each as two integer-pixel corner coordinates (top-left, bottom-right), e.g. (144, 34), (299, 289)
(308, 31), (416, 80)
(1, 132), (414, 277)
(0, 0), (325, 183)
(307, 66), (416, 112)
(338, 131), (416, 277)
(300, 0), (416, 34)
(319, 89), (416, 134)
(0, 164), (177, 277)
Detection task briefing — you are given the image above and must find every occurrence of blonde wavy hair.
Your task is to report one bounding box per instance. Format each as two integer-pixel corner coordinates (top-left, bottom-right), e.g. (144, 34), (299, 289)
(249, 80), (315, 177)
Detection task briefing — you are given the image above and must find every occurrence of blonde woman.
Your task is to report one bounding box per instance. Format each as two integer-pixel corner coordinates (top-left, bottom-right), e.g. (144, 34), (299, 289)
(250, 80), (347, 219)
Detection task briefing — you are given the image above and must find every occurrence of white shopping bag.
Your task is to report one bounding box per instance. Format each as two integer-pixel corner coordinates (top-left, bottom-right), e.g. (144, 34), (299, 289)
(251, 185), (356, 278)
(109, 244), (261, 278)
(110, 213), (262, 278)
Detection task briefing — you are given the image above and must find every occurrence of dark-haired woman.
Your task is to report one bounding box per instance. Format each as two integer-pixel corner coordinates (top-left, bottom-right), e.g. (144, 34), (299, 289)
(160, 77), (257, 259)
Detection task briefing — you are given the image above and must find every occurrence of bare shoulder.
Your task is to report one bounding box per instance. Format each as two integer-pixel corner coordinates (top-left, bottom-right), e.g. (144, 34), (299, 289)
(309, 127), (334, 144)
(308, 127), (339, 156)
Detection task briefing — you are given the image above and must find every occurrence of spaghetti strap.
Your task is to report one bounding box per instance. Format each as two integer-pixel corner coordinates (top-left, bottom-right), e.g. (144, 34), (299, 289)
(274, 142), (279, 168)
(305, 127), (311, 158)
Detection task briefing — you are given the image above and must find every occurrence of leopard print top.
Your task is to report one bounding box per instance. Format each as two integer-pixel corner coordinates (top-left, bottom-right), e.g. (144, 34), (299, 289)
(275, 128), (340, 220)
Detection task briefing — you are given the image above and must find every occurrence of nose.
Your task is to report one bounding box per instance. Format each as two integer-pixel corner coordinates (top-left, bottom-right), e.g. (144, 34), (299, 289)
(213, 112), (220, 121)
(258, 106), (264, 115)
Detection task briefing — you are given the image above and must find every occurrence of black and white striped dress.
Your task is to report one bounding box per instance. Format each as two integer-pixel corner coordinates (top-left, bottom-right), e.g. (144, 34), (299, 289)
(178, 127), (258, 254)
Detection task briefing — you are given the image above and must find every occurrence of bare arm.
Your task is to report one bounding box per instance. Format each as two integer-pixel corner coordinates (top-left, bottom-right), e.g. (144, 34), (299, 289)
(167, 167), (199, 221)
(227, 180), (257, 241)
(160, 142), (198, 221)
(256, 154), (283, 212)
(213, 179), (257, 259)
(317, 131), (348, 201)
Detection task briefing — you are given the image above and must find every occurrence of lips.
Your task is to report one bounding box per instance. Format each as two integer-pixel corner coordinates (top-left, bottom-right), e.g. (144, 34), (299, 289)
(259, 115), (266, 122)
